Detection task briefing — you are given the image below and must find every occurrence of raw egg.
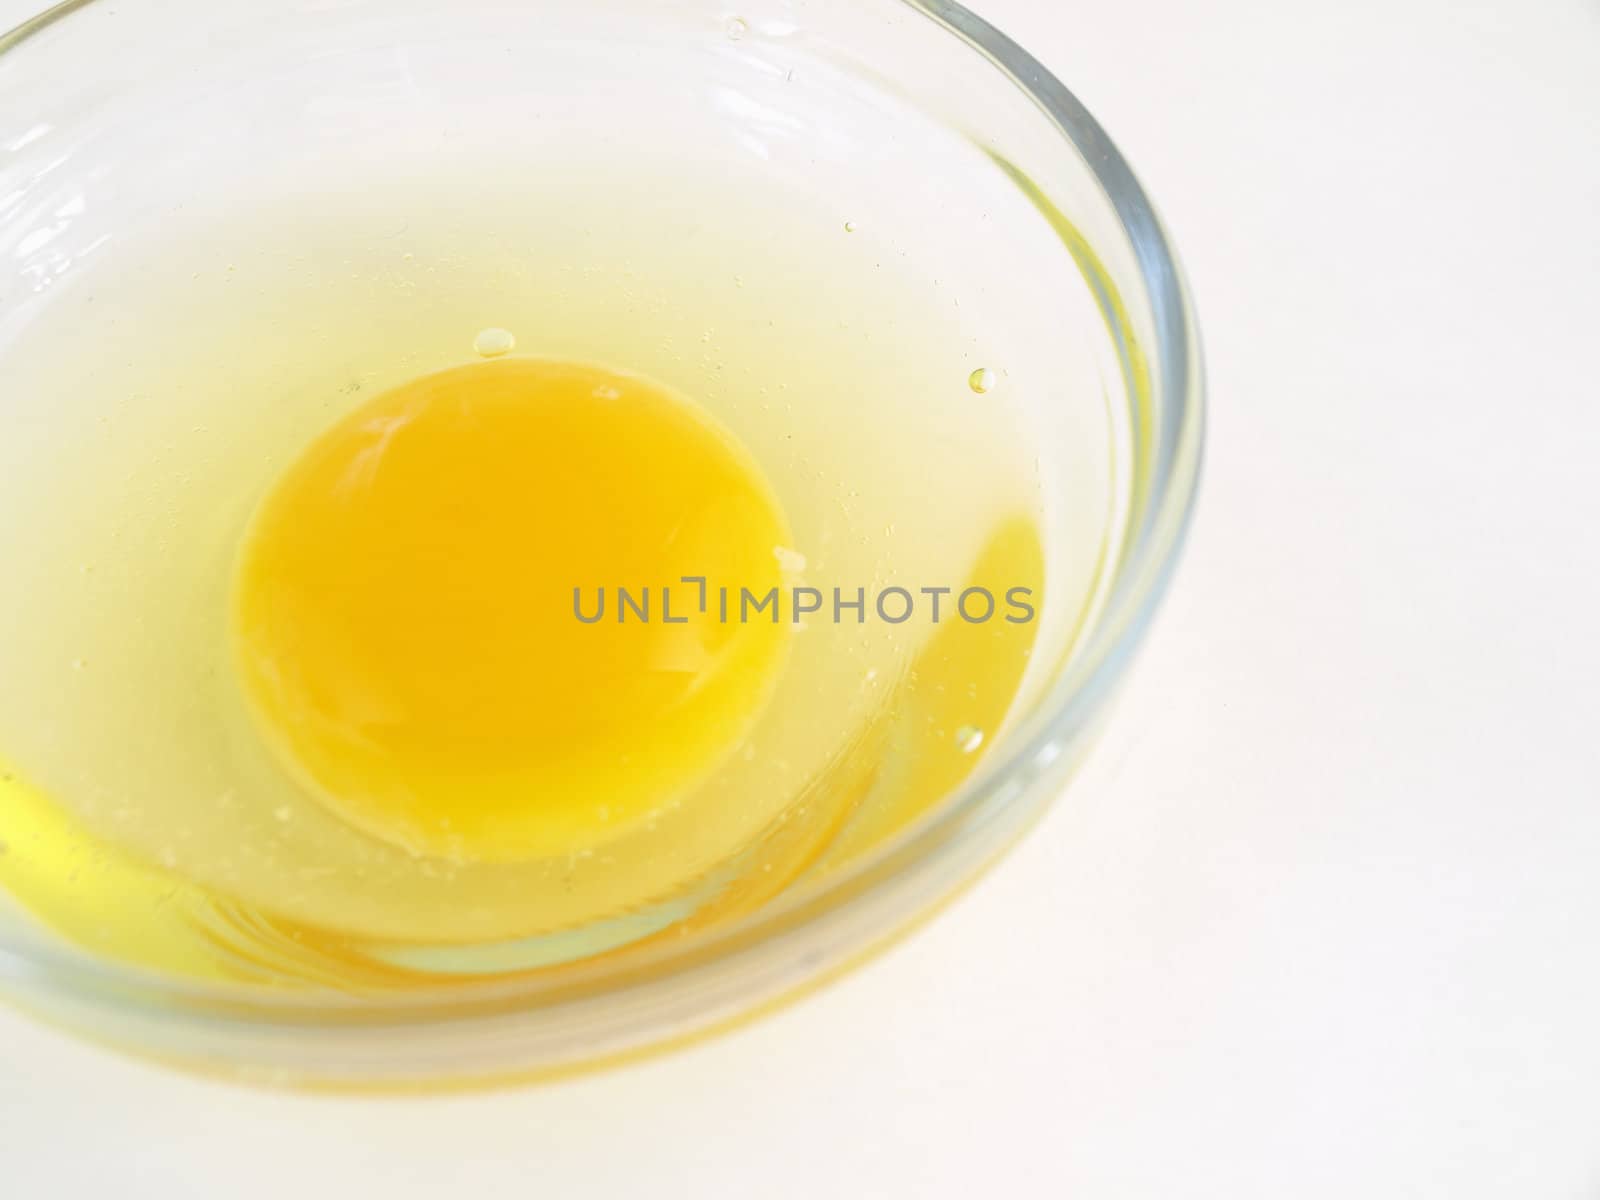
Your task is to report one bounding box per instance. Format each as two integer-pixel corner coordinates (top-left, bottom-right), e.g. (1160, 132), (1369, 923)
(231, 357), (791, 862)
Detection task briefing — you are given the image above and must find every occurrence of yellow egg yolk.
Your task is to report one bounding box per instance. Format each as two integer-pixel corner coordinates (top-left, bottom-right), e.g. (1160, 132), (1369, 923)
(232, 357), (790, 863)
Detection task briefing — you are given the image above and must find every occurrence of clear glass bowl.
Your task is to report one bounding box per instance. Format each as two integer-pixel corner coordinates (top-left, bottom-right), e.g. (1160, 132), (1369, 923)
(0, 0), (1202, 1086)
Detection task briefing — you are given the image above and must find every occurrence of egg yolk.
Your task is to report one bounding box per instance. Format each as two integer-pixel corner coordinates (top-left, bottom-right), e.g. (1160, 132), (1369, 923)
(232, 357), (790, 863)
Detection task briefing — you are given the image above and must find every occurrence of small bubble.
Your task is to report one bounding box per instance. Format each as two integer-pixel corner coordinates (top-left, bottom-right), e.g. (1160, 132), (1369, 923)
(726, 16), (748, 39)
(955, 725), (985, 754)
(844, 220), (857, 233)
(773, 545), (807, 573)
(968, 367), (998, 394)
(71, 658), (86, 671)
(473, 327), (516, 357)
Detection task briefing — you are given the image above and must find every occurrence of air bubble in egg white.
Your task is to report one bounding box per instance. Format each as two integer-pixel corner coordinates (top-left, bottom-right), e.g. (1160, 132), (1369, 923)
(773, 545), (807, 573)
(473, 327), (516, 358)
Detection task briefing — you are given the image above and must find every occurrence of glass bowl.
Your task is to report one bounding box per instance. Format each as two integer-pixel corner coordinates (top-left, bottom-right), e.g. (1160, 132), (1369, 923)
(0, 0), (1203, 1087)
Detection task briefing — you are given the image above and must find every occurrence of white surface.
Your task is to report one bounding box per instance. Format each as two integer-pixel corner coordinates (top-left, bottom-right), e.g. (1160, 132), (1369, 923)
(3, 0), (1598, 1195)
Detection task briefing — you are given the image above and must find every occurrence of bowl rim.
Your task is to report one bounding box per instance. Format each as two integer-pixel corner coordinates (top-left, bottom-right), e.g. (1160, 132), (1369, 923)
(0, 0), (1204, 1042)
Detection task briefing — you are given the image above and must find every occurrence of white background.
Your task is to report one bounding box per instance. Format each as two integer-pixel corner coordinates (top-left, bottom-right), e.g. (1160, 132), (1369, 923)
(3, 0), (1598, 1195)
